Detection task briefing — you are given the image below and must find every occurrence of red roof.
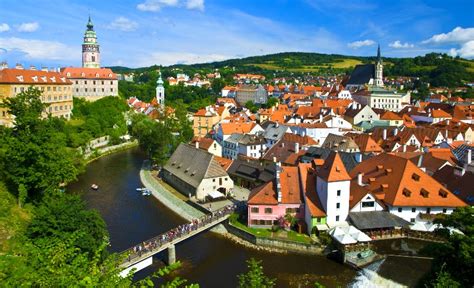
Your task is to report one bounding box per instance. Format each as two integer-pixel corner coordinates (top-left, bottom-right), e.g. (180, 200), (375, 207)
(61, 67), (117, 80)
(0, 68), (72, 85)
(317, 151), (351, 182)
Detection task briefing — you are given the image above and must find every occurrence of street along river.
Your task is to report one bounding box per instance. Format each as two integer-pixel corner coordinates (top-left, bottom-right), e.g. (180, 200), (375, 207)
(68, 148), (432, 287)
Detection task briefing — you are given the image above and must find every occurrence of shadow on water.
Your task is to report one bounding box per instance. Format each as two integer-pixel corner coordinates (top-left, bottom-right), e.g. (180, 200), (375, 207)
(67, 148), (432, 288)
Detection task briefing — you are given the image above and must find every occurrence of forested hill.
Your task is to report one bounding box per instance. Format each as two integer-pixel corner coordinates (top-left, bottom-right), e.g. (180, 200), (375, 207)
(110, 52), (474, 88)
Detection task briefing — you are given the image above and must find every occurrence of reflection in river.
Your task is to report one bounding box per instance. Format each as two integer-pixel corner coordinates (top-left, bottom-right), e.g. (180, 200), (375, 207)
(68, 148), (431, 287)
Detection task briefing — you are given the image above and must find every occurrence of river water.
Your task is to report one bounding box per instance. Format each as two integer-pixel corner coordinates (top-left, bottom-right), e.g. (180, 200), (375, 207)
(67, 148), (432, 287)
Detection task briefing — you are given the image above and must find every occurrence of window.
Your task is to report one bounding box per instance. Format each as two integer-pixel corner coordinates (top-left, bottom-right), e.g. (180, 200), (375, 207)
(398, 207), (402, 213)
(264, 208), (272, 214)
(336, 216), (340, 221)
(337, 190), (341, 196)
(93, 81), (96, 85)
(426, 208), (431, 214)
(102, 81), (104, 85)
(410, 218), (415, 223)
(85, 81), (87, 84)
(442, 208), (447, 213)
(75, 81), (78, 84)
(362, 201), (375, 208)
(250, 207), (259, 213)
(336, 203), (340, 209)
(412, 208), (416, 213)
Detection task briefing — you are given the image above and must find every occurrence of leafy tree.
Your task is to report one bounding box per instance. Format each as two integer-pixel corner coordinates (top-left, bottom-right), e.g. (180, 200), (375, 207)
(211, 78), (226, 94)
(423, 207), (474, 287)
(238, 258), (275, 288)
(0, 87), (46, 131)
(245, 101), (258, 113)
(17, 184), (27, 208)
(266, 97), (279, 108)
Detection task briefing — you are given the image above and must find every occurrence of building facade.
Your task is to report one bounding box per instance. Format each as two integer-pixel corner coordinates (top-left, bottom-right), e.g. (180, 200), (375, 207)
(0, 68), (73, 126)
(61, 17), (118, 101)
(235, 84), (268, 105)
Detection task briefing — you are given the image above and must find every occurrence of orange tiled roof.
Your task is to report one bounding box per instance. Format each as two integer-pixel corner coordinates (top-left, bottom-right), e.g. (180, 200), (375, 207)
(380, 110), (403, 121)
(61, 67), (117, 79)
(432, 109), (452, 118)
(317, 151), (351, 182)
(248, 166), (303, 205)
(220, 122), (256, 135)
(350, 153), (467, 207)
(0, 68), (72, 85)
(299, 163), (326, 217)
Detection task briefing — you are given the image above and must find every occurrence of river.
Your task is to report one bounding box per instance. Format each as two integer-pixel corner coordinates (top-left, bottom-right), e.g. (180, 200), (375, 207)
(67, 148), (432, 287)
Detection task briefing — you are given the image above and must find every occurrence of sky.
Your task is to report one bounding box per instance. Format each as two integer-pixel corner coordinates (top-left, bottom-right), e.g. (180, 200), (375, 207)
(0, 0), (473, 68)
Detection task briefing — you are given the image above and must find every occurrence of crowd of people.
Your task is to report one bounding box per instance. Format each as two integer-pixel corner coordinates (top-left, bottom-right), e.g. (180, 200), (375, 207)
(125, 203), (240, 262)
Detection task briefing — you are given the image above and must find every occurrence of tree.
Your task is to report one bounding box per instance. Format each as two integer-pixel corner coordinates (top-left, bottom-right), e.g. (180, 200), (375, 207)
(266, 97), (278, 108)
(0, 88), (81, 196)
(245, 101), (258, 113)
(0, 87), (46, 132)
(238, 258), (275, 288)
(211, 78), (225, 95)
(423, 207), (474, 287)
(17, 184), (27, 208)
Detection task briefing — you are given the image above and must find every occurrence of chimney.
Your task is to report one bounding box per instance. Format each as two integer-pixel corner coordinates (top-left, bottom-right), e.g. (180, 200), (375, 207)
(355, 153), (363, 163)
(15, 63), (24, 70)
(41, 66), (48, 72)
(402, 144), (407, 152)
(276, 162), (282, 203)
(417, 155), (425, 172)
(383, 129), (387, 140)
(281, 142), (285, 148)
(467, 149), (472, 165)
(445, 130), (449, 140)
(319, 114), (323, 122)
(454, 166), (466, 177)
(295, 142), (300, 153)
(393, 128), (399, 136)
(29, 65), (36, 70)
(273, 156), (277, 163)
(447, 119), (450, 125)
(0, 62), (8, 70)
(275, 122), (279, 128)
(195, 141), (199, 149)
(358, 173), (364, 186)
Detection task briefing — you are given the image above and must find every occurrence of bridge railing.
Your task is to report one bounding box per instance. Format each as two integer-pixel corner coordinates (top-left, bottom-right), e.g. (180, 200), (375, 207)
(120, 203), (244, 266)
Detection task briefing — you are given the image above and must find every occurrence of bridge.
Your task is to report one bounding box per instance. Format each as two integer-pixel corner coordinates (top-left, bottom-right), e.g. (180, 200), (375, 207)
(119, 205), (236, 277)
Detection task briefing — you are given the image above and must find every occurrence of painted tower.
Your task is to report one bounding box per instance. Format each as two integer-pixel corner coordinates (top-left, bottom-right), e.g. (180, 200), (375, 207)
(375, 44), (383, 87)
(316, 151), (351, 226)
(156, 72), (165, 106)
(82, 16), (100, 68)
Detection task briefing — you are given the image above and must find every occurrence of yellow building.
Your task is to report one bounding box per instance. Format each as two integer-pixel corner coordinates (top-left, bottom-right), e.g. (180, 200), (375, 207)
(0, 67), (73, 127)
(193, 105), (230, 137)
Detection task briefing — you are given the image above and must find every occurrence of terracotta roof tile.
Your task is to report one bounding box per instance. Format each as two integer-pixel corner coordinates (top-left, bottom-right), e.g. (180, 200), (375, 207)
(317, 151), (351, 182)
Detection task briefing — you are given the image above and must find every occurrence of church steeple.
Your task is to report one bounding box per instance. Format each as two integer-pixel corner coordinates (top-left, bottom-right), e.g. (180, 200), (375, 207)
(374, 44), (383, 87)
(156, 71), (165, 107)
(377, 44), (381, 63)
(82, 16), (100, 68)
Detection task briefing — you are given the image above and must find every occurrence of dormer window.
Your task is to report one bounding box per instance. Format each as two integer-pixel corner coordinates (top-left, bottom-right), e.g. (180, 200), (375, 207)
(16, 75), (24, 82)
(41, 76), (47, 82)
(67, 72), (70, 77)
(81, 72), (85, 77)
(420, 188), (429, 198)
(109, 73), (112, 78)
(411, 173), (420, 181)
(50, 77), (56, 82)
(439, 189), (448, 198)
(403, 188), (411, 197)
(32, 76), (38, 82)
(96, 73), (99, 77)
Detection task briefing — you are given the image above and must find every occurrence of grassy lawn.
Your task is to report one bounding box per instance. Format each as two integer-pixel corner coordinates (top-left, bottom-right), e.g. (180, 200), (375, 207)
(246, 58), (363, 72)
(67, 118), (85, 126)
(229, 213), (312, 243)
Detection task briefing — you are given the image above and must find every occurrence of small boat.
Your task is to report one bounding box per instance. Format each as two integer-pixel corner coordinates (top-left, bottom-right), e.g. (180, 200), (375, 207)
(136, 187), (146, 191)
(142, 189), (151, 196)
(91, 184), (99, 190)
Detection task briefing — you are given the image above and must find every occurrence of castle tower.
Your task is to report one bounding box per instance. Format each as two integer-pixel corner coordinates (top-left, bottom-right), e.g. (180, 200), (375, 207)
(82, 16), (100, 68)
(375, 44), (383, 87)
(316, 151), (351, 226)
(156, 72), (165, 107)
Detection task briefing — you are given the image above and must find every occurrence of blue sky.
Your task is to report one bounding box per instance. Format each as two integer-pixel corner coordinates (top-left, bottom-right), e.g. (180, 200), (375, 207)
(0, 0), (473, 68)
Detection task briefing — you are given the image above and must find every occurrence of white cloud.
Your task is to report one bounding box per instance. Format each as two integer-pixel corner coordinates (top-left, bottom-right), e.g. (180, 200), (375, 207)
(348, 39), (375, 49)
(107, 17), (138, 32)
(137, 51), (228, 66)
(17, 22), (39, 32)
(389, 40), (414, 49)
(449, 40), (474, 59)
(137, 0), (204, 12)
(137, 0), (179, 12)
(0, 23), (10, 33)
(186, 0), (204, 11)
(422, 27), (474, 45)
(0, 37), (76, 61)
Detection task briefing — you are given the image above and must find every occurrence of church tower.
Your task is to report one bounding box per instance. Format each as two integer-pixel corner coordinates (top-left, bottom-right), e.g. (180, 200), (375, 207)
(156, 72), (165, 107)
(375, 44), (383, 87)
(82, 16), (100, 68)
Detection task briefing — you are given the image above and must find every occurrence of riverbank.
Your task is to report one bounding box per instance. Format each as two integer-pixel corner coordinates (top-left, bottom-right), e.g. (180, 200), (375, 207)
(139, 165), (325, 255)
(85, 140), (138, 164)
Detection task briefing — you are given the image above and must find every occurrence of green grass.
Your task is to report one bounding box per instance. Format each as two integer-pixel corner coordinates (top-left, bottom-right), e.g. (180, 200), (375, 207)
(458, 59), (474, 72)
(229, 213), (312, 243)
(67, 119), (85, 126)
(246, 58), (363, 72)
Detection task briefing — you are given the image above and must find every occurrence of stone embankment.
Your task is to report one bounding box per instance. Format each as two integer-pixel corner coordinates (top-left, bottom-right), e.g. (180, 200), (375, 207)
(139, 165), (324, 255)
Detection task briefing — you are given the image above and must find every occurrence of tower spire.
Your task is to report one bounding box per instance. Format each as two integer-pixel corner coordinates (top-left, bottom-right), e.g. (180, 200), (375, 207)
(377, 44), (381, 63)
(87, 15), (94, 31)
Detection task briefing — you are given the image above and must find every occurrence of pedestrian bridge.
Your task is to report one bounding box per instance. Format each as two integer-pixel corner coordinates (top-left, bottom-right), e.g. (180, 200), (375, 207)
(119, 205), (235, 277)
